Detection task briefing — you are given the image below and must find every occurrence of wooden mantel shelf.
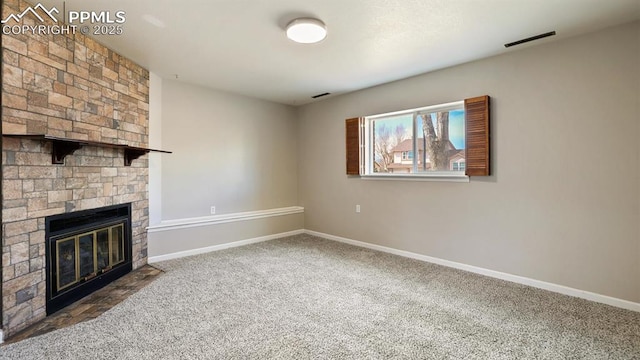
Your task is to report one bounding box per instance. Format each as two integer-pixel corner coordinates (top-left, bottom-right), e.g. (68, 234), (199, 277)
(3, 134), (171, 166)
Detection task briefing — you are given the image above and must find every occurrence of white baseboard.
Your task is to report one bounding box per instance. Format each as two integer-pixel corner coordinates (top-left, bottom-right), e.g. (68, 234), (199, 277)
(304, 230), (640, 313)
(148, 229), (305, 263)
(0, 329), (3, 344)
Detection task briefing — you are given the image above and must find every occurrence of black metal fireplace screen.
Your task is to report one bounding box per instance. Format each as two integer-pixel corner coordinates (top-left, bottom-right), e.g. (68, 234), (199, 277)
(46, 203), (132, 315)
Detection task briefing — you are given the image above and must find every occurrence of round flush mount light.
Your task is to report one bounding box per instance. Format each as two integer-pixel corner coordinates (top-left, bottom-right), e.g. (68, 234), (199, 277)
(286, 18), (327, 44)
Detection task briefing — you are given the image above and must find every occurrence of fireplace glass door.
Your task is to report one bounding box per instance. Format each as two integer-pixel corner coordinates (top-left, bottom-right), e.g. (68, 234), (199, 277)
(55, 223), (125, 292)
(46, 203), (132, 315)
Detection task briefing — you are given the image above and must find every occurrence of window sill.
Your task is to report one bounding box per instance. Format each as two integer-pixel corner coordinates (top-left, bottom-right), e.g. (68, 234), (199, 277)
(359, 173), (469, 182)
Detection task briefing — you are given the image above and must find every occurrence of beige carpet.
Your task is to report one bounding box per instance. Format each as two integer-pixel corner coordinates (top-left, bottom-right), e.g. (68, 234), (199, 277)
(1, 234), (639, 359)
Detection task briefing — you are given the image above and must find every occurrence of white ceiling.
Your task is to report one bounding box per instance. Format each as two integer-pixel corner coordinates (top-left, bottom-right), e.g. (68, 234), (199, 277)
(37, 0), (640, 106)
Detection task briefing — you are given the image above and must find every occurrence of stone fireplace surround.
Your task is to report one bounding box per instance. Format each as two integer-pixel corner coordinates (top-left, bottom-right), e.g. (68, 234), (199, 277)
(2, 0), (151, 338)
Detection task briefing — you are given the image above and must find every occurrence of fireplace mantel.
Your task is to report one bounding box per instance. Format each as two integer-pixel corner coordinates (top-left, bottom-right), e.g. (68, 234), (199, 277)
(3, 134), (171, 166)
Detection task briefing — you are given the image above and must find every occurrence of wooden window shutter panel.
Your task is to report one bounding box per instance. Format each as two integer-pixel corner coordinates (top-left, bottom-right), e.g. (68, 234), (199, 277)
(345, 117), (362, 175)
(464, 95), (490, 176)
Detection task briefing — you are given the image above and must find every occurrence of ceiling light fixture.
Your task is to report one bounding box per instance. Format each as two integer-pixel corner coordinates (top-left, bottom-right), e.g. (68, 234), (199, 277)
(286, 18), (327, 44)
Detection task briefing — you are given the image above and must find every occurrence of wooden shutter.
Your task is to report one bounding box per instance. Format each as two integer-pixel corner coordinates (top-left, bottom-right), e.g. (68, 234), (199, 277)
(345, 117), (362, 175)
(464, 95), (490, 176)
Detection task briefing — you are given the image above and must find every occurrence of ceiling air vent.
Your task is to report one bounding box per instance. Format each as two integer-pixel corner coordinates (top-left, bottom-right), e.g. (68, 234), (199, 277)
(504, 31), (556, 48)
(311, 92), (331, 99)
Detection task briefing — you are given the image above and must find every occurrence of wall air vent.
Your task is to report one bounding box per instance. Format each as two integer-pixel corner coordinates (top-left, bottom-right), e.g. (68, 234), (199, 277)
(312, 92), (331, 99)
(504, 31), (556, 48)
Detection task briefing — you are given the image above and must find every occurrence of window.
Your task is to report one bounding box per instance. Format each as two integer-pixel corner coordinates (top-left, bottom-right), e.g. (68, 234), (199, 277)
(345, 95), (490, 178)
(365, 101), (466, 176)
(452, 161), (465, 171)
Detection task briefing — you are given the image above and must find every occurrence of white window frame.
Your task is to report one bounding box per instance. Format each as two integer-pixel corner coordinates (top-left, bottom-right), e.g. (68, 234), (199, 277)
(363, 100), (468, 181)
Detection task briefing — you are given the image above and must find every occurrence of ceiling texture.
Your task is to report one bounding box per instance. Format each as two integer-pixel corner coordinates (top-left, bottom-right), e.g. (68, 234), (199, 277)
(36, 0), (640, 106)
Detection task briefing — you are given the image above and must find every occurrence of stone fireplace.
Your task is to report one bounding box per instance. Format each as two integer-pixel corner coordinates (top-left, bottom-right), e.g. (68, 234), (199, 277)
(2, 0), (151, 338)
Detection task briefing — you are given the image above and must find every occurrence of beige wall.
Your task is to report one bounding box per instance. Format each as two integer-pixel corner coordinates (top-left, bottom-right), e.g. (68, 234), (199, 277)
(148, 79), (302, 257)
(147, 213), (303, 258)
(159, 79), (299, 219)
(298, 21), (640, 302)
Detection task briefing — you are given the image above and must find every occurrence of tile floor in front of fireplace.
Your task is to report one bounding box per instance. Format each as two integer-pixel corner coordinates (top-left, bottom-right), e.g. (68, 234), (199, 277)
(3, 265), (163, 345)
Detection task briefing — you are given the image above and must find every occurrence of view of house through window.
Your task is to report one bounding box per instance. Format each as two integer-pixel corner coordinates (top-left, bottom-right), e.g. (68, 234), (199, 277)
(365, 101), (465, 175)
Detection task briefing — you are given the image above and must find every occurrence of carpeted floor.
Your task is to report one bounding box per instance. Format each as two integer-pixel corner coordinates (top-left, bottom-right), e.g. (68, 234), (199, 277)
(1, 234), (639, 359)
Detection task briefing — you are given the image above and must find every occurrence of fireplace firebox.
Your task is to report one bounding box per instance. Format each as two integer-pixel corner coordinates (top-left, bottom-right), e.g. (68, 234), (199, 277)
(45, 204), (133, 315)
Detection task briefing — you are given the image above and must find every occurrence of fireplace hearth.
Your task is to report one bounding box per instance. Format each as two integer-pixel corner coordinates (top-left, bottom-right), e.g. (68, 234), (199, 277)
(45, 204), (133, 315)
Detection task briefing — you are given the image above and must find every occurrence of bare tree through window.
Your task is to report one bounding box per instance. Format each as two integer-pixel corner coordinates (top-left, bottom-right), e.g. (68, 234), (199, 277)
(373, 122), (408, 172)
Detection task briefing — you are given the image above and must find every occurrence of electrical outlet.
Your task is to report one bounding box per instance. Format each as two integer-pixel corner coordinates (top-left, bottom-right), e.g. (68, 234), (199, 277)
(356, 205), (361, 213)
(210, 206), (216, 215)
